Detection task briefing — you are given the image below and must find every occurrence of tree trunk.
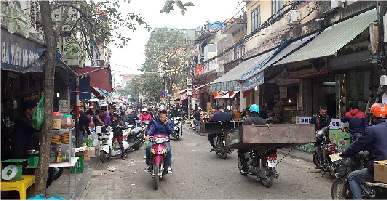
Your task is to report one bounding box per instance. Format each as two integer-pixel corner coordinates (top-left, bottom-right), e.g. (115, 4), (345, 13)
(33, 1), (57, 195)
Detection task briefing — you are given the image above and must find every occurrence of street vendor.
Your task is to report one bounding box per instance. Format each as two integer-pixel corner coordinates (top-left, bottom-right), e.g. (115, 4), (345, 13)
(238, 104), (267, 174)
(12, 99), (39, 159)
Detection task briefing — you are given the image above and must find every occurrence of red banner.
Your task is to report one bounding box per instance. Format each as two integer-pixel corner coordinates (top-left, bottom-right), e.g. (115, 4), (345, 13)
(195, 65), (203, 76)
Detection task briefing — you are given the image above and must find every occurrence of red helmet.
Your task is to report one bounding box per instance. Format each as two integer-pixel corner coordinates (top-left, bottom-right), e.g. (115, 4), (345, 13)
(370, 103), (387, 118)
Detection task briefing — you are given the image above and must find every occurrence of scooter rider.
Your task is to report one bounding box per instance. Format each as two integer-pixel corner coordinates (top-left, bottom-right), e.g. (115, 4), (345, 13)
(238, 104), (267, 174)
(340, 103), (387, 199)
(208, 106), (231, 150)
(111, 113), (126, 160)
(145, 110), (174, 173)
(340, 102), (368, 143)
(139, 108), (152, 124)
(310, 105), (331, 169)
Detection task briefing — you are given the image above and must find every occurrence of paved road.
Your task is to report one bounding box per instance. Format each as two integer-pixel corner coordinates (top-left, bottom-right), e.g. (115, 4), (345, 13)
(81, 125), (333, 199)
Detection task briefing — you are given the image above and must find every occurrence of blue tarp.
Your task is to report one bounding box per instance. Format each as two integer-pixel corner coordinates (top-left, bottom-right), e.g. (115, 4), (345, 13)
(70, 76), (91, 101)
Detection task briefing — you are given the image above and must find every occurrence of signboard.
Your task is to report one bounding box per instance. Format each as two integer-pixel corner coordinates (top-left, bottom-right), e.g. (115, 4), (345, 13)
(279, 87), (287, 99)
(296, 116), (312, 124)
(242, 71), (264, 92)
(287, 58), (328, 79)
(330, 118), (344, 129)
(1, 29), (44, 72)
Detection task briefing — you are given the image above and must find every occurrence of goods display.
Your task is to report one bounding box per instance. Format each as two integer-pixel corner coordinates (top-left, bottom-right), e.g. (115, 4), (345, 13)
(51, 135), (61, 144)
(52, 112), (62, 130)
(61, 114), (74, 129)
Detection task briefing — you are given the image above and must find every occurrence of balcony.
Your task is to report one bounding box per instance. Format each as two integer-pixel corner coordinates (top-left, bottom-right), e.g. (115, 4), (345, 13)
(222, 14), (247, 35)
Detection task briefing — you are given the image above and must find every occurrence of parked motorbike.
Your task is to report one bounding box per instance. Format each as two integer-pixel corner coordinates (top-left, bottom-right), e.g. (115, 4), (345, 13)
(171, 117), (182, 140)
(331, 152), (387, 199)
(238, 149), (278, 187)
(148, 135), (169, 190)
(97, 125), (130, 163)
(126, 121), (144, 151)
(210, 122), (233, 159)
(313, 126), (339, 176)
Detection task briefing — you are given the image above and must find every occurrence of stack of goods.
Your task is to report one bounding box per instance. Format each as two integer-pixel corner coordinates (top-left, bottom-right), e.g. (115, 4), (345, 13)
(51, 135), (61, 144)
(61, 133), (70, 144)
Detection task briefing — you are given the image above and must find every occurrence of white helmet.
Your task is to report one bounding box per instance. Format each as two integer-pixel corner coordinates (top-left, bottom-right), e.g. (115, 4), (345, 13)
(198, 107), (202, 110)
(141, 108), (148, 112)
(159, 105), (166, 111)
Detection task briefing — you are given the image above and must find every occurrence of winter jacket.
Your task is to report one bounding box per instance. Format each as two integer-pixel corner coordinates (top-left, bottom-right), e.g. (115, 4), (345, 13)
(194, 111), (201, 121)
(311, 113), (331, 131)
(139, 113), (152, 122)
(342, 120), (387, 172)
(111, 119), (124, 137)
(209, 111), (231, 122)
(147, 117), (174, 136)
(12, 114), (39, 159)
(341, 109), (368, 133)
(243, 113), (267, 125)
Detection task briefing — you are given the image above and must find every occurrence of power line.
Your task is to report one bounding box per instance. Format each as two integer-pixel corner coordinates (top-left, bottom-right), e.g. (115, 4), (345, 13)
(189, 0), (304, 73)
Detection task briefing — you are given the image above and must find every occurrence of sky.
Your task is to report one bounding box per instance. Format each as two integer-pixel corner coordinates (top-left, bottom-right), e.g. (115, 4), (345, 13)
(109, 0), (244, 85)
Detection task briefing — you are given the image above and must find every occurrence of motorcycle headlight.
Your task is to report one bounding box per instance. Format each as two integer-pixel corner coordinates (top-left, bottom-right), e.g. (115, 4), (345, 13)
(161, 148), (167, 154)
(150, 148), (155, 154)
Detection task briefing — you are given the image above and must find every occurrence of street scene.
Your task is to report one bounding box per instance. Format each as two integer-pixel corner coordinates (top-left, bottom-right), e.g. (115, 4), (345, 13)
(1, 0), (387, 200)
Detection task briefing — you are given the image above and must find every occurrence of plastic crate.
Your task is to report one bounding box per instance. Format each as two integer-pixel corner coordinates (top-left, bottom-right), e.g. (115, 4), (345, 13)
(71, 156), (84, 173)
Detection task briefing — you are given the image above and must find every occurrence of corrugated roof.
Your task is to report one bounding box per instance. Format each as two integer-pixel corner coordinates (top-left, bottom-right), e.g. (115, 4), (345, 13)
(277, 9), (377, 65)
(212, 49), (276, 84)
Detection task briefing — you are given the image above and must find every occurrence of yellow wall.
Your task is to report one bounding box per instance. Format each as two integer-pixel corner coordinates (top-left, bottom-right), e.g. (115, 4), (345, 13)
(245, 1), (319, 56)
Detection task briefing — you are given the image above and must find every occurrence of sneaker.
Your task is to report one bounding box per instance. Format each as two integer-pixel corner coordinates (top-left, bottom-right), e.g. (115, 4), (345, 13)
(145, 165), (151, 172)
(143, 155), (146, 159)
(168, 166), (172, 174)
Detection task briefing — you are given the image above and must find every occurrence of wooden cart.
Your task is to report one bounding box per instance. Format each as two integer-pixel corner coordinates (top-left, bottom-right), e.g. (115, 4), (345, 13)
(228, 124), (316, 152)
(201, 121), (243, 135)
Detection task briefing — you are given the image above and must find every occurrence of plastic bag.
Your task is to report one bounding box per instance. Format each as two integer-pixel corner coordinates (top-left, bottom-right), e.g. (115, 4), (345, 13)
(32, 94), (44, 130)
(28, 194), (66, 200)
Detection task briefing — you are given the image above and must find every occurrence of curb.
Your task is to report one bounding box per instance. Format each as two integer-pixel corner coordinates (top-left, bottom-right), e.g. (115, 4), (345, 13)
(74, 157), (99, 199)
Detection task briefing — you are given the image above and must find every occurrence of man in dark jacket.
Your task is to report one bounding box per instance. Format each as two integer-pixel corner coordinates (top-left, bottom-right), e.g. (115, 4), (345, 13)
(170, 106), (181, 118)
(193, 108), (201, 133)
(145, 110), (174, 172)
(310, 105), (331, 168)
(340, 103), (387, 199)
(78, 109), (93, 147)
(12, 100), (38, 159)
(111, 113), (126, 160)
(341, 102), (368, 143)
(207, 107), (231, 150)
(238, 104), (267, 174)
(126, 109), (137, 126)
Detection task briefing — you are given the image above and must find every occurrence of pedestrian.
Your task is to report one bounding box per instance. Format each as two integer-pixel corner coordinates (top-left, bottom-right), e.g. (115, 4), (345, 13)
(12, 99), (39, 159)
(310, 105), (330, 168)
(79, 109), (93, 147)
(341, 102), (368, 143)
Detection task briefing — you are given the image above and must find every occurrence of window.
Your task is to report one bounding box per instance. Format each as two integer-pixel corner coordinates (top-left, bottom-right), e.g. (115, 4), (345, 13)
(250, 5), (261, 32)
(272, 0), (284, 16)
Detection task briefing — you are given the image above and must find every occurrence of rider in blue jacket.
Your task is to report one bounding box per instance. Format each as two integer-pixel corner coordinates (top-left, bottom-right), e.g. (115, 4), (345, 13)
(340, 103), (387, 199)
(145, 110), (174, 172)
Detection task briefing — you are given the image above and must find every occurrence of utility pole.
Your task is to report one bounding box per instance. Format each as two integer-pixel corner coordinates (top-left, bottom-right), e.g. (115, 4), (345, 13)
(75, 75), (80, 147)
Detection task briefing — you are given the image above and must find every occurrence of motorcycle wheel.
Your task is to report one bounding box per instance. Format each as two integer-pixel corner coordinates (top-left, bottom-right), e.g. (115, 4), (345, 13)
(221, 151), (228, 159)
(313, 153), (320, 168)
(175, 134), (180, 140)
(153, 165), (159, 190)
(261, 168), (274, 188)
(331, 179), (351, 200)
(100, 151), (108, 163)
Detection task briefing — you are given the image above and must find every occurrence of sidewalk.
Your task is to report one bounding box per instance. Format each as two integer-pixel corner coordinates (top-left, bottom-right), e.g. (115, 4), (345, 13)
(278, 147), (313, 163)
(45, 157), (99, 199)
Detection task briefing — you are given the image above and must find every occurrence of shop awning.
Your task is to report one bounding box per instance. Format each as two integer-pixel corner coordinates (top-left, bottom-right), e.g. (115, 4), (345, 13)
(214, 91), (239, 99)
(210, 49), (276, 92)
(242, 33), (317, 91)
(277, 9), (377, 65)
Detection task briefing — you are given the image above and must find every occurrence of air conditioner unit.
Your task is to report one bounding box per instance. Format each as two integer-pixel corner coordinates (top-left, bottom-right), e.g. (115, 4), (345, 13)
(331, 0), (345, 9)
(287, 10), (300, 26)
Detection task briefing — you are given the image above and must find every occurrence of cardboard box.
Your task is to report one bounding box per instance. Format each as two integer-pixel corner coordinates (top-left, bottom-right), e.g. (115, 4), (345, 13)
(89, 147), (96, 157)
(84, 150), (91, 160)
(374, 160), (387, 183)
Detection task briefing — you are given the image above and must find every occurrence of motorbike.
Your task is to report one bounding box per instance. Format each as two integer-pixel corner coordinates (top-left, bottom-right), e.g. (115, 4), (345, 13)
(97, 125), (131, 163)
(148, 135), (169, 190)
(210, 122), (233, 159)
(331, 152), (387, 199)
(126, 121), (144, 151)
(238, 149), (278, 187)
(313, 126), (339, 176)
(171, 117), (182, 140)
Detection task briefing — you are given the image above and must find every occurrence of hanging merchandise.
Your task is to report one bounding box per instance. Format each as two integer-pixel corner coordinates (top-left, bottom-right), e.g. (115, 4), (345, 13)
(32, 94), (44, 130)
